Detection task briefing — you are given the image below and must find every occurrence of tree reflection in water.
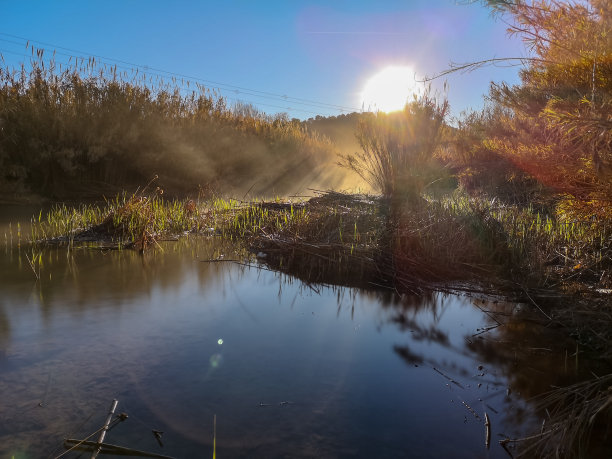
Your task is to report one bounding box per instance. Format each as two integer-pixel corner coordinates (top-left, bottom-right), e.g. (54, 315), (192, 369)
(0, 235), (609, 457)
(264, 247), (611, 458)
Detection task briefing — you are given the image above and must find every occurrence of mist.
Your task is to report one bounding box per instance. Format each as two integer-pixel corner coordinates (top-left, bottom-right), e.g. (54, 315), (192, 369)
(0, 58), (363, 202)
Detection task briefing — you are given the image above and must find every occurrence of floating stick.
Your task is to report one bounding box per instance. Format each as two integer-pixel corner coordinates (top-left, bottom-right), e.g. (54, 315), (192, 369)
(64, 439), (175, 458)
(91, 399), (118, 459)
(485, 412), (491, 449)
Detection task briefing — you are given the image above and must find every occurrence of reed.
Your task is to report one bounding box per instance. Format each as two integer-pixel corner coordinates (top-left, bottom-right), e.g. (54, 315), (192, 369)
(503, 373), (612, 458)
(0, 50), (340, 199)
(27, 187), (610, 293)
(30, 181), (201, 250)
(435, 192), (612, 289)
(338, 95), (448, 199)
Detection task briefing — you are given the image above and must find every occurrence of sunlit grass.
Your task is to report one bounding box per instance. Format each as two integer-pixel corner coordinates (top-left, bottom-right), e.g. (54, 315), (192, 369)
(18, 187), (609, 291)
(432, 192), (611, 287)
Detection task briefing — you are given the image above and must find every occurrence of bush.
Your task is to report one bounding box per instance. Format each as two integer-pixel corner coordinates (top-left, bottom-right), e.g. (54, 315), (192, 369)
(339, 95), (448, 201)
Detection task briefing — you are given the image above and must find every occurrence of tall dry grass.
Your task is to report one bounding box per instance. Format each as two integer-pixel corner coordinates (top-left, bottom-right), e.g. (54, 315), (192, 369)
(338, 95), (449, 200)
(0, 51), (342, 199)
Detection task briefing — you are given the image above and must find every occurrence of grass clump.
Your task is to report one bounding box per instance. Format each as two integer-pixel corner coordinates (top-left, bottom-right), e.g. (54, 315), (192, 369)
(247, 192), (388, 288)
(339, 95), (448, 201)
(501, 374), (612, 459)
(434, 193), (612, 290)
(30, 180), (202, 251)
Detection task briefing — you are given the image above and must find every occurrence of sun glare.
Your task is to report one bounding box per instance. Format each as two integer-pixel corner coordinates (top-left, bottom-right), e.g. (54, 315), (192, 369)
(360, 66), (420, 113)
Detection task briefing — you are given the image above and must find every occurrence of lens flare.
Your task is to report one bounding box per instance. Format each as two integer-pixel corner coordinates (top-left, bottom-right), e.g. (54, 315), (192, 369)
(210, 353), (223, 368)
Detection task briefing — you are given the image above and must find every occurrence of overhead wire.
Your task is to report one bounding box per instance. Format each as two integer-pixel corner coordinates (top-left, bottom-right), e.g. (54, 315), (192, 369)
(0, 46), (329, 116)
(0, 33), (363, 115)
(0, 46), (344, 117)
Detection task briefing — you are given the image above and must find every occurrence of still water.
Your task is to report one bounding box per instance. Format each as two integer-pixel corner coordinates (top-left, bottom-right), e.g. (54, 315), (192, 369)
(0, 210), (597, 458)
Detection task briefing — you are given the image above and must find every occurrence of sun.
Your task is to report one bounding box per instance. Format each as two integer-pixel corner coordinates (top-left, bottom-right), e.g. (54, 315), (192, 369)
(360, 66), (420, 113)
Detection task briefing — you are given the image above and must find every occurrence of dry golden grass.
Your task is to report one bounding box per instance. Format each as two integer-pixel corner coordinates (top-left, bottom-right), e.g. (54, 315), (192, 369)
(0, 54), (340, 199)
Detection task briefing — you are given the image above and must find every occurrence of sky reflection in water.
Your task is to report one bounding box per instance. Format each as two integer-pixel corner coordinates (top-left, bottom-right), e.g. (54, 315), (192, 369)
(0, 235), (568, 458)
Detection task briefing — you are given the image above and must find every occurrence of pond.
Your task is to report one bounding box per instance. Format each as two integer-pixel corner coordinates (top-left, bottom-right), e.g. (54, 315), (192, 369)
(0, 209), (606, 458)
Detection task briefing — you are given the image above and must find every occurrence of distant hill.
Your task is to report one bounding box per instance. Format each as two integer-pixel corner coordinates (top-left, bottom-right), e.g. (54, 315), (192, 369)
(303, 112), (364, 156)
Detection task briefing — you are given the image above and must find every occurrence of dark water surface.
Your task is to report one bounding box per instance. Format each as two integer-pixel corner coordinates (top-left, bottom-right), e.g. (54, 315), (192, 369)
(0, 210), (602, 458)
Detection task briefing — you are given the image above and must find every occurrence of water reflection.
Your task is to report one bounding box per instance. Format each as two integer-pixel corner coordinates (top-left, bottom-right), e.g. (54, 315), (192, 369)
(0, 233), (609, 457)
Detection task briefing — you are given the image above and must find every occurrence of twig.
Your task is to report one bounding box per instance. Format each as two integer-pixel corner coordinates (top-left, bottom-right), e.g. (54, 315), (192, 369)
(419, 57), (555, 82)
(432, 367), (464, 389)
(485, 412), (491, 449)
(200, 258), (243, 263)
(521, 287), (552, 321)
(25, 253), (40, 280)
(472, 324), (502, 337)
(461, 400), (481, 421)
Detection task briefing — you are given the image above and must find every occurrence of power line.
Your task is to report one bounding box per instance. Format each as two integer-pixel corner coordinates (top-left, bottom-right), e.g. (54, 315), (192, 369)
(0, 46), (330, 116)
(0, 45), (340, 117)
(0, 33), (353, 114)
(0, 33), (363, 114)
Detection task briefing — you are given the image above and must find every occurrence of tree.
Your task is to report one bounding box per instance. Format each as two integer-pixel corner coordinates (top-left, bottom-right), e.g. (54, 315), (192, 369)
(475, 0), (612, 213)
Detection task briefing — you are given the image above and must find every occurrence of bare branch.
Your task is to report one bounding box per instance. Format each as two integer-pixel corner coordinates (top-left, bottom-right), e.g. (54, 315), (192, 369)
(419, 57), (553, 82)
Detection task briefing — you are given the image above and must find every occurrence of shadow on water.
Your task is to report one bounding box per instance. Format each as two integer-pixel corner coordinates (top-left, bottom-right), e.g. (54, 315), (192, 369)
(0, 221), (610, 457)
(254, 226), (612, 458)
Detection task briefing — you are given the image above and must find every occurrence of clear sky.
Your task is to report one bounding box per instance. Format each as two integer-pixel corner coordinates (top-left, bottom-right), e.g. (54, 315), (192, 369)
(0, 0), (527, 119)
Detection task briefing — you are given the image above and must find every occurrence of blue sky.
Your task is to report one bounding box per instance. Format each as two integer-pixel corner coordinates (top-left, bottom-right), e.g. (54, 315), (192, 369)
(0, 0), (527, 119)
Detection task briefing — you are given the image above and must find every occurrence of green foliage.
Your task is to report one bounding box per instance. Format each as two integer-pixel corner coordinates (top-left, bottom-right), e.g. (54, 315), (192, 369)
(303, 112), (364, 156)
(25, 185), (611, 293)
(437, 192), (611, 287)
(30, 183), (200, 250)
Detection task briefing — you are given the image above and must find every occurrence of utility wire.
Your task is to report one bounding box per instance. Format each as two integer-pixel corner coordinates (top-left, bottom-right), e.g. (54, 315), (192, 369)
(0, 42), (347, 116)
(0, 46), (328, 116)
(0, 33), (362, 114)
